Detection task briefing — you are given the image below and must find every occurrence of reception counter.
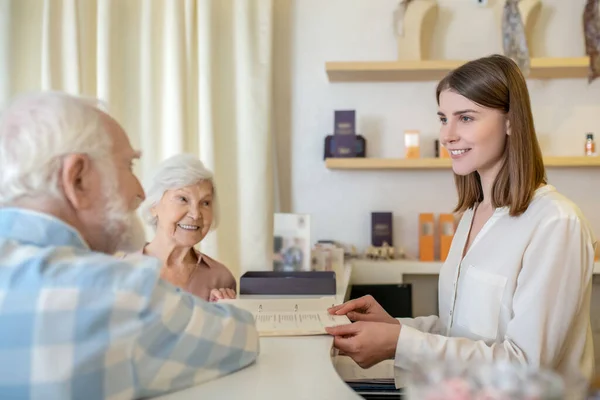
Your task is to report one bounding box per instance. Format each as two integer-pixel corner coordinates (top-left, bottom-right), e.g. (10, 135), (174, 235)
(156, 259), (600, 399)
(157, 265), (364, 400)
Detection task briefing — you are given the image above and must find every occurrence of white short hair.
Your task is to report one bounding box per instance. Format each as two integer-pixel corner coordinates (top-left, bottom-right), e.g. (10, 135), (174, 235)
(140, 154), (220, 231)
(0, 91), (113, 204)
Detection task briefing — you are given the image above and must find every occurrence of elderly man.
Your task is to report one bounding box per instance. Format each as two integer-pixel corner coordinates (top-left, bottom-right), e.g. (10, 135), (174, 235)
(0, 92), (259, 399)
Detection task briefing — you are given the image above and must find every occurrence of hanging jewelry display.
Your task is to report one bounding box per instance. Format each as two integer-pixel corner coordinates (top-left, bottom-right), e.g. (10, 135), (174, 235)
(502, 0), (531, 76)
(393, 0), (414, 37)
(584, 0), (600, 83)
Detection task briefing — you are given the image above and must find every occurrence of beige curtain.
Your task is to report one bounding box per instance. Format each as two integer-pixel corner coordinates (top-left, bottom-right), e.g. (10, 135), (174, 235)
(0, 0), (276, 277)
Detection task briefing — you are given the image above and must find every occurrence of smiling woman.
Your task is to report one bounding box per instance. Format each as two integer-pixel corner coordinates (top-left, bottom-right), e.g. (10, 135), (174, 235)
(436, 54), (546, 217)
(126, 154), (236, 302)
(327, 54), (597, 398)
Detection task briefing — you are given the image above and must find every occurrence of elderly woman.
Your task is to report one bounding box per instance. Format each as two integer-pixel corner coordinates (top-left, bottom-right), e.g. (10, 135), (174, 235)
(138, 154), (236, 302)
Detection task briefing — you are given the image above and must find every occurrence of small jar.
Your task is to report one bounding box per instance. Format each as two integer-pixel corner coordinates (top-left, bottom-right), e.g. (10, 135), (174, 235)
(585, 133), (596, 156)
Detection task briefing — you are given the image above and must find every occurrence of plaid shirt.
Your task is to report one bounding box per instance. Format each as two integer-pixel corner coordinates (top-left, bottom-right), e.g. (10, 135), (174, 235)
(0, 208), (259, 400)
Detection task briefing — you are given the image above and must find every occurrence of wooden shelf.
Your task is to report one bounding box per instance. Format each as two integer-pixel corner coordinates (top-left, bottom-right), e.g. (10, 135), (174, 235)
(543, 156), (600, 167)
(326, 157), (452, 170)
(326, 156), (600, 170)
(325, 57), (589, 82)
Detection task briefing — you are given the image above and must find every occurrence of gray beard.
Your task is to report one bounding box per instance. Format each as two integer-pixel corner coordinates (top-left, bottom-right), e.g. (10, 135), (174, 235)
(114, 212), (147, 252)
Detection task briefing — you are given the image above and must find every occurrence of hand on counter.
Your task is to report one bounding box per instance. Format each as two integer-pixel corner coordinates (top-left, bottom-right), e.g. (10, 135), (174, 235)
(328, 295), (399, 325)
(209, 288), (237, 302)
(325, 321), (401, 369)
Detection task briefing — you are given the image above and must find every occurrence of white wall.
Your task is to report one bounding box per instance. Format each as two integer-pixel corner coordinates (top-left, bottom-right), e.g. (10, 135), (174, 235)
(277, 0), (600, 258)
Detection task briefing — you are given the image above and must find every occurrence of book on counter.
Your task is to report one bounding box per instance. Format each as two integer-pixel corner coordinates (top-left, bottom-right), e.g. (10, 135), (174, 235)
(219, 297), (351, 337)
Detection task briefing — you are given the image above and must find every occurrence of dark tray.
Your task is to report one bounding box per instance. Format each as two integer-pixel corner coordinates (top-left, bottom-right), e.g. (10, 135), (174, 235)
(240, 271), (337, 295)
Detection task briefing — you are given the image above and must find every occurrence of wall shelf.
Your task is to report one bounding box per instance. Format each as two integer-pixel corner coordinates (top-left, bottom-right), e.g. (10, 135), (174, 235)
(325, 57), (590, 82)
(325, 156), (600, 170)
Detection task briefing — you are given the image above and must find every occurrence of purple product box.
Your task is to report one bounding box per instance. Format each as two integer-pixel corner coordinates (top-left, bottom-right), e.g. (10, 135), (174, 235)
(371, 212), (393, 246)
(334, 110), (356, 136)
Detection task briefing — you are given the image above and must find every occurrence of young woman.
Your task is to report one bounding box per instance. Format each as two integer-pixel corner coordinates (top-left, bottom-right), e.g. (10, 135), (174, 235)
(326, 54), (596, 397)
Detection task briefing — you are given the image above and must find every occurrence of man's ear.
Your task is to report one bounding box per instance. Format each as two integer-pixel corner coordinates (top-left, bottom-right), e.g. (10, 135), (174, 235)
(61, 154), (95, 210)
(505, 118), (512, 136)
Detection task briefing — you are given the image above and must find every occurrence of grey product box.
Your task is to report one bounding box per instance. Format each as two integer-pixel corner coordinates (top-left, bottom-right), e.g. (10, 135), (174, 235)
(240, 271), (337, 295)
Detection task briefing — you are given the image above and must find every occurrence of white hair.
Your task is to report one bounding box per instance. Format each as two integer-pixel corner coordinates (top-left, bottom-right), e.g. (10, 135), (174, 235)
(140, 154), (220, 231)
(0, 91), (113, 204)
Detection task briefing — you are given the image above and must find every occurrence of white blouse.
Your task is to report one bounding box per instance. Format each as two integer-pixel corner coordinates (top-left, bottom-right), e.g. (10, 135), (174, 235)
(394, 185), (596, 397)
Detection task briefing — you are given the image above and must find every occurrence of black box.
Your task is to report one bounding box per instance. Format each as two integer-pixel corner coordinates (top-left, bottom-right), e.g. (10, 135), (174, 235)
(324, 134), (366, 159)
(349, 284), (412, 318)
(240, 271), (337, 295)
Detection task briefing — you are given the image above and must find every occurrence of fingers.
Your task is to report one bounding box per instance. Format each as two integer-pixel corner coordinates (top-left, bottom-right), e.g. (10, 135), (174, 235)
(332, 335), (378, 369)
(346, 311), (380, 322)
(325, 321), (361, 337)
(209, 289), (225, 301)
(327, 303), (346, 314)
(332, 336), (356, 355)
(210, 288), (236, 302)
(328, 296), (371, 316)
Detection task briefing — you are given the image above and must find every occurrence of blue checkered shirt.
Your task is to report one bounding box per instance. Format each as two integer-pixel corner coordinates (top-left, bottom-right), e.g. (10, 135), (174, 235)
(0, 208), (259, 400)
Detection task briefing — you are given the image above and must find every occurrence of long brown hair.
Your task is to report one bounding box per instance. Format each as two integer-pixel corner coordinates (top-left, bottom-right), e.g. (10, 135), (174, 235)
(436, 54), (546, 217)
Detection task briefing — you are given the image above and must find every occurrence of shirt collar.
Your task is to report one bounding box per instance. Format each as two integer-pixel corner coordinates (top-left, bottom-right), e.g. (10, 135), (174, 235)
(0, 207), (90, 250)
(534, 184), (555, 197)
(470, 185), (555, 216)
(196, 249), (206, 266)
(140, 243), (208, 267)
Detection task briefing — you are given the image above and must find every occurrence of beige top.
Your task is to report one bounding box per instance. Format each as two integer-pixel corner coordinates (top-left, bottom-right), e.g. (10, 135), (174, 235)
(118, 248), (236, 301)
(394, 185), (596, 398)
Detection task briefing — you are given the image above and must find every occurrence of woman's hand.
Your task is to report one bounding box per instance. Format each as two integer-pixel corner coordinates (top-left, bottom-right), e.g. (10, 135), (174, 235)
(328, 295), (398, 325)
(326, 321), (401, 368)
(209, 288), (237, 302)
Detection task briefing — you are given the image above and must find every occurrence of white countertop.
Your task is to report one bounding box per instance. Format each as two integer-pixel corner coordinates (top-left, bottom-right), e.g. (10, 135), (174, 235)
(351, 259), (600, 284)
(156, 265), (362, 400)
(157, 335), (360, 400)
(153, 258), (600, 398)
